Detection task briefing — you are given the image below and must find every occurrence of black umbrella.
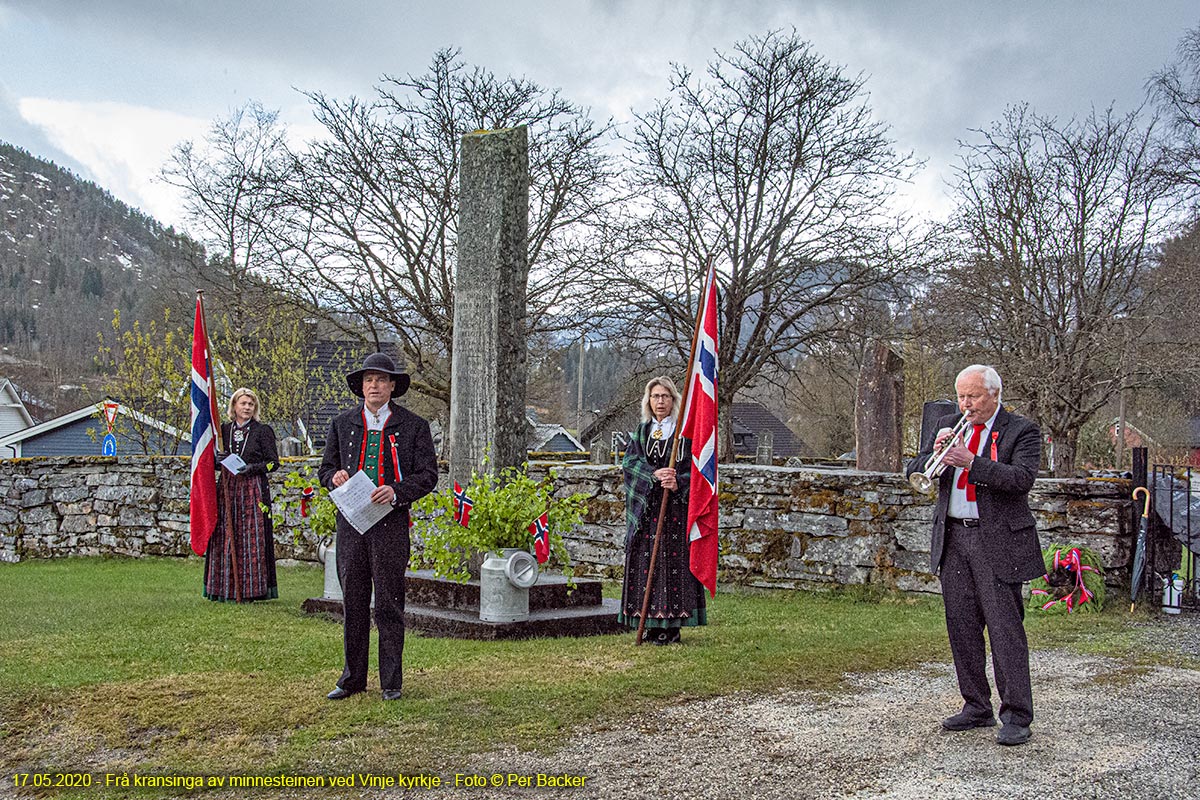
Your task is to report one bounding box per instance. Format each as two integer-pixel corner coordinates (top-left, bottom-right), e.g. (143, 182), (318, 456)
(1130, 486), (1151, 612)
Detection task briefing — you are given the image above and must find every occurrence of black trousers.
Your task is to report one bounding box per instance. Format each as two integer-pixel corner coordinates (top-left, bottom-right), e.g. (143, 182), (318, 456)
(335, 513), (410, 692)
(939, 521), (1034, 727)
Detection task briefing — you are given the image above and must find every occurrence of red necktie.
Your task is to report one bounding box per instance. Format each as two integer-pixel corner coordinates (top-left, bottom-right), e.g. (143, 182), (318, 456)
(956, 423), (986, 501)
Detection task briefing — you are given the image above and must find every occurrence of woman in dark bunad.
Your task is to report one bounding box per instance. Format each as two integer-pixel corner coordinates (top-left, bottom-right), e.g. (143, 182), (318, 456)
(618, 376), (707, 644)
(204, 387), (279, 602)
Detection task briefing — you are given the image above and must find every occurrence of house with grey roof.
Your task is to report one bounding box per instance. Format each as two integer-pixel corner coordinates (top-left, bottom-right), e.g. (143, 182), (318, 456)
(729, 402), (810, 459)
(0, 399), (189, 458)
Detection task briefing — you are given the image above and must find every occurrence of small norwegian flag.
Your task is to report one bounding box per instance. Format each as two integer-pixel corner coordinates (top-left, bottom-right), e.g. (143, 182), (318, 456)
(452, 481), (474, 527)
(300, 486), (315, 517)
(528, 511), (550, 564)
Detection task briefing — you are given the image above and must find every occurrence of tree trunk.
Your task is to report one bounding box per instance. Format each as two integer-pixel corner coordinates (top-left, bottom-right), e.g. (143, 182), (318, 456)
(1049, 426), (1078, 477)
(855, 340), (904, 472)
(718, 395), (735, 464)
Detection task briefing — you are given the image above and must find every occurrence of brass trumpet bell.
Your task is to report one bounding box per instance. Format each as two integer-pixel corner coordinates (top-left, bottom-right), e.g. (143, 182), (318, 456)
(909, 414), (972, 495)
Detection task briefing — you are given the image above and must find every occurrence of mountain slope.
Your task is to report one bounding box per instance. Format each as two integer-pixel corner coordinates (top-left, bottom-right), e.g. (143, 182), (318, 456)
(0, 140), (202, 387)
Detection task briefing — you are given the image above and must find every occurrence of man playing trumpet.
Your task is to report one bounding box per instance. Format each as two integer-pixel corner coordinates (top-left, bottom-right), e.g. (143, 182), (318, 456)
(905, 365), (1044, 747)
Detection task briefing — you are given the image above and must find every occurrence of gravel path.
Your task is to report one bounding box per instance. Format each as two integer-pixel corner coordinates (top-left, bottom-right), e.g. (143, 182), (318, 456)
(412, 615), (1200, 800)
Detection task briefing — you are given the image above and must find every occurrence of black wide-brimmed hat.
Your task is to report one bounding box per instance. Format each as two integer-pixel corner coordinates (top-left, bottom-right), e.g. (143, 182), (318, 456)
(346, 352), (410, 398)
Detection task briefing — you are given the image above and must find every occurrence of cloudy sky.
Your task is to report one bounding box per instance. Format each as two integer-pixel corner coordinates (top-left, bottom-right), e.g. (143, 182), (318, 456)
(0, 1), (1195, 231)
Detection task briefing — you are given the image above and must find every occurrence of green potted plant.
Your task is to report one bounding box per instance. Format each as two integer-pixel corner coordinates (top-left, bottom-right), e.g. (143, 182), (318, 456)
(270, 464), (344, 600)
(272, 463), (337, 548)
(412, 464), (587, 584)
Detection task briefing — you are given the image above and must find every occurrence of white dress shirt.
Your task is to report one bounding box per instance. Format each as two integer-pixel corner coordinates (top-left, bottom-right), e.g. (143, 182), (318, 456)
(365, 404), (391, 432)
(948, 406), (1000, 520)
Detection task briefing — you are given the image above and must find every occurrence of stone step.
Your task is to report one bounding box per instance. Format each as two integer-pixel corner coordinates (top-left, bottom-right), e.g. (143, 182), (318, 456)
(405, 598), (625, 640)
(405, 568), (603, 612)
(301, 596), (625, 640)
(301, 568), (623, 639)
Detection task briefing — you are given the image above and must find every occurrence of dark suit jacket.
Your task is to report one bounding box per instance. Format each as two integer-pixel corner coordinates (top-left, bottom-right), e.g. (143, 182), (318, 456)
(317, 402), (439, 527)
(905, 407), (1045, 583)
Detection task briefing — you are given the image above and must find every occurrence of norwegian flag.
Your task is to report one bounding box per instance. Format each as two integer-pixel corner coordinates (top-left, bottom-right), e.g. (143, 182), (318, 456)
(452, 481), (474, 527)
(528, 511), (550, 564)
(680, 261), (719, 597)
(188, 293), (221, 556)
(300, 486), (315, 517)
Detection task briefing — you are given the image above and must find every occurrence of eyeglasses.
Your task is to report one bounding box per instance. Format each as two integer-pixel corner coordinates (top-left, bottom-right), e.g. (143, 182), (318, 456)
(649, 393), (673, 401)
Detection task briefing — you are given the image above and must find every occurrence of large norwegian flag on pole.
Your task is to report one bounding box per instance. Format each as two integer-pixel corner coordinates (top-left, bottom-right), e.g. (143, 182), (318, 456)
(680, 260), (719, 597)
(189, 292), (221, 556)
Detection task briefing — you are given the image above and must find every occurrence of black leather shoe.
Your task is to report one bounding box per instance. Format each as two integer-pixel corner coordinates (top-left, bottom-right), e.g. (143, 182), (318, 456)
(941, 711), (997, 731)
(326, 687), (363, 701)
(996, 722), (1031, 745)
(381, 690), (403, 701)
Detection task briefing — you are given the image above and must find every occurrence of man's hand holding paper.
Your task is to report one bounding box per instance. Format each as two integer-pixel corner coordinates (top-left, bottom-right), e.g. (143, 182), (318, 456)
(328, 470), (392, 534)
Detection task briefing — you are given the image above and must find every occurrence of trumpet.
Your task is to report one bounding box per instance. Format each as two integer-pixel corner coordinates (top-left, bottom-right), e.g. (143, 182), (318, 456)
(909, 415), (972, 494)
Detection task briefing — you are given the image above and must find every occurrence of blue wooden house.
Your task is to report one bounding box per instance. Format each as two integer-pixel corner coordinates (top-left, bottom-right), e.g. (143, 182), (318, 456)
(0, 399), (190, 458)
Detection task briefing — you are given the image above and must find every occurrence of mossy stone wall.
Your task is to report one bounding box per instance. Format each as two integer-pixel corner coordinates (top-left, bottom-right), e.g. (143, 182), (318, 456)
(0, 457), (1131, 595)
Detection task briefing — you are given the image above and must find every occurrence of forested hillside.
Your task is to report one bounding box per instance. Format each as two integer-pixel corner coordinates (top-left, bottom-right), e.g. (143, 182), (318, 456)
(0, 141), (202, 406)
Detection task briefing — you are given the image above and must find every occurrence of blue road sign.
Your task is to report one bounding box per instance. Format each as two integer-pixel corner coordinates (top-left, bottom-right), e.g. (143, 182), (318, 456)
(102, 433), (117, 456)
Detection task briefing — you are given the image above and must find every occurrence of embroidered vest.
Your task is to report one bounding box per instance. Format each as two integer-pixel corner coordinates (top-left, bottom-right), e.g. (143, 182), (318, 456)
(362, 429), (383, 483)
(355, 408), (403, 487)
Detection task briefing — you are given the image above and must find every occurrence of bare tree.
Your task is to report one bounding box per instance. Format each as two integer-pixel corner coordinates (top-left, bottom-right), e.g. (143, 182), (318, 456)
(1138, 218), (1200, 419)
(610, 30), (924, 460)
(929, 103), (1182, 475)
(260, 49), (622, 407)
(162, 103), (298, 321)
(1150, 23), (1200, 193)
(94, 308), (189, 455)
(210, 304), (340, 443)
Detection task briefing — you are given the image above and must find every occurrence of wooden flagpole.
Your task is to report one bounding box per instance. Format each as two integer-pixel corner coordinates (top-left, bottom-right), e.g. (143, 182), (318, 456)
(635, 259), (712, 645)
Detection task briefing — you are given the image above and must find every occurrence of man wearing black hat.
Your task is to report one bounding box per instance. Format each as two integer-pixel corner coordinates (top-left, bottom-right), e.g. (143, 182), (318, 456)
(318, 353), (438, 701)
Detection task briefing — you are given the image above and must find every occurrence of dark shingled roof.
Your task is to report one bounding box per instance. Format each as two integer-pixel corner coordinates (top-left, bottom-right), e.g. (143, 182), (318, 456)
(582, 400), (810, 459)
(729, 402), (810, 458)
(302, 341), (403, 448)
(579, 406), (642, 446)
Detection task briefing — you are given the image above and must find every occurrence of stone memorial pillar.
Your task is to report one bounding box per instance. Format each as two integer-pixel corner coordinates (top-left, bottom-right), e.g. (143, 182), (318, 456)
(755, 431), (774, 465)
(855, 340), (904, 471)
(449, 126), (529, 486)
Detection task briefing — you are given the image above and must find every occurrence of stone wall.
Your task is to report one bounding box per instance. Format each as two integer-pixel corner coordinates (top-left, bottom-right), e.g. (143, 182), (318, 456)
(0, 457), (1134, 594)
(0, 456), (193, 562)
(547, 465), (1133, 593)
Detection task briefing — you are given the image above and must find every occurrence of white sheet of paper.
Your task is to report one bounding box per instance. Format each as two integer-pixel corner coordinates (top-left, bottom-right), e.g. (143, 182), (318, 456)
(220, 453), (247, 475)
(329, 470), (391, 534)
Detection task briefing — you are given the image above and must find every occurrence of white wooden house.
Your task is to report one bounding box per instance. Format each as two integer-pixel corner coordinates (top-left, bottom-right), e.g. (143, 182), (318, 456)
(0, 379), (35, 442)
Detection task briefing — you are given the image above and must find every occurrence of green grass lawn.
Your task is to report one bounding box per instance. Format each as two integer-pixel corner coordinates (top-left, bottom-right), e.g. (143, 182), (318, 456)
(0, 557), (1164, 798)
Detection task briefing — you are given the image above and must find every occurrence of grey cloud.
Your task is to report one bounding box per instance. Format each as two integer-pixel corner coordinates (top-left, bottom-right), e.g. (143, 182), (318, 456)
(0, 81), (95, 178)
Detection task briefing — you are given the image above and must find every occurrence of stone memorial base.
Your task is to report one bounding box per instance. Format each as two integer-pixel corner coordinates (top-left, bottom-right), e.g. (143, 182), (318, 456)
(301, 569), (624, 640)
